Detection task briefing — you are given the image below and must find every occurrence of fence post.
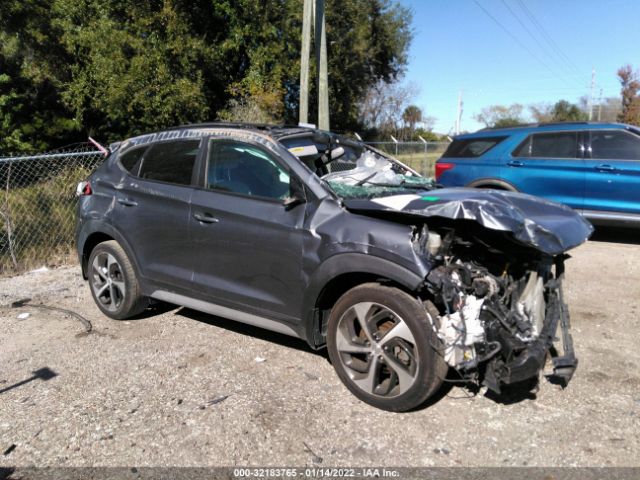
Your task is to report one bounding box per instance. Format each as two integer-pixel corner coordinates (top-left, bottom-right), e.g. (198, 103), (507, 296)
(418, 135), (428, 176)
(1, 162), (18, 269)
(390, 135), (398, 156)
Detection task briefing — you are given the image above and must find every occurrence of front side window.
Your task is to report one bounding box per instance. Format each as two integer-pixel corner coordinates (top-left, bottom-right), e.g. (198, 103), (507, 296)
(513, 132), (578, 158)
(207, 140), (290, 200)
(590, 130), (640, 160)
(138, 140), (200, 185)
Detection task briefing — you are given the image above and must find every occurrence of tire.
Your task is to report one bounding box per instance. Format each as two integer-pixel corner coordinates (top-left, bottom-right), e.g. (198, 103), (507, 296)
(327, 283), (447, 412)
(87, 240), (148, 320)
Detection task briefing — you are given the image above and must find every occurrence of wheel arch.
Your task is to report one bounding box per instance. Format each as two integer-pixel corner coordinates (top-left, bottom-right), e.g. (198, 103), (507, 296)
(466, 178), (518, 191)
(302, 253), (425, 348)
(78, 222), (141, 281)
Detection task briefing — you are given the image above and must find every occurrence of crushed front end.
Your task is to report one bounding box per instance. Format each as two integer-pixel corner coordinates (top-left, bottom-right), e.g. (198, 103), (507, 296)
(419, 226), (579, 394)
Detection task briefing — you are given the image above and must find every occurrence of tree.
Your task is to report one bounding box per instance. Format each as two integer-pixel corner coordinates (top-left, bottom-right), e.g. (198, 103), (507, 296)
(402, 105), (422, 135)
(550, 100), (587, 122)
(474, 104), (525, 128)
(529, 103), (553, 123)
(0, 0), (414, 152)
(358, 79), (418, 139)
(617, 64), (640, 125)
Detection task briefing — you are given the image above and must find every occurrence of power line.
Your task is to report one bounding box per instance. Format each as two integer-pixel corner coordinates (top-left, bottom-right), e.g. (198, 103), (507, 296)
(499, 0), (585, 84)
(514, 0), (584, 77)
(472, 0), (581, 89)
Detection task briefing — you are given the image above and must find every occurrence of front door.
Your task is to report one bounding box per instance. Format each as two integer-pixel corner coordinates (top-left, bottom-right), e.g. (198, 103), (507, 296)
(583, 129), (640, 215)
(189, 138), (306, 322)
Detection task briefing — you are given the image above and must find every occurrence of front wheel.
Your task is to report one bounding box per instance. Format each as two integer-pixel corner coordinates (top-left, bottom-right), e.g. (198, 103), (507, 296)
(87, 240), (148, 319)
(326, 283), (447, 412)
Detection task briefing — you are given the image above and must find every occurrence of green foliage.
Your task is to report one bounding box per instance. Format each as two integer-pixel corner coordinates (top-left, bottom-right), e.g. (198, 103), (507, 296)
(617, 64), (640, 125)
(402, 105), (422, 133)
(474, 104), (525, 128)
(550, 100), (587, 122)
(0, 0), (413, 152)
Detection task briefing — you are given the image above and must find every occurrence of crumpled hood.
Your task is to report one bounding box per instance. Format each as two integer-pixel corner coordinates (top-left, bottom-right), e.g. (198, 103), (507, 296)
(342, 187), (594, 255)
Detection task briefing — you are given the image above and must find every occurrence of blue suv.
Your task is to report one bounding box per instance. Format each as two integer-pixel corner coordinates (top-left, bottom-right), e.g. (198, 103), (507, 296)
(436, 122), (640, 226)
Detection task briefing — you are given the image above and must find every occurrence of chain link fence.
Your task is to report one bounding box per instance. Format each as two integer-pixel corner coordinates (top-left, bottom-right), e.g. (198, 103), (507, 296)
(0, 140), (448, 275)
(365, 141), (449, 177)
(0, 145), (105, 275)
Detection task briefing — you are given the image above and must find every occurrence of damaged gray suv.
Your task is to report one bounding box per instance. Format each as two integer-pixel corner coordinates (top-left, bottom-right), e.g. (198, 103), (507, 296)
(76, 123), (593, 411)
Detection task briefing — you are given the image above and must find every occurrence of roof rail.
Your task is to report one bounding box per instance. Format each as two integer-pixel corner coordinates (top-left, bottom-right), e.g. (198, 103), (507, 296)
(477, 121), (614, 132)
(165, 122), (282, 131)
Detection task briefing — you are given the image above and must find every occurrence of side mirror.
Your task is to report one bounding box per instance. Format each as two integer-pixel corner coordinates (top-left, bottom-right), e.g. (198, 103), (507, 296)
(283, 177), (306, 210)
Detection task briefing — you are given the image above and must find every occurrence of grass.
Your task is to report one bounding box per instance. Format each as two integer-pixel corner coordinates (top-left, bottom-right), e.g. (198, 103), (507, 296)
(1, 165), (92, 274)
(393, 152), (441, 178)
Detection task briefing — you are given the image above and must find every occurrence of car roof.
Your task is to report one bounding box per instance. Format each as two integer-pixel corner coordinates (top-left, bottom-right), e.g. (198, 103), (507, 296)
(455, 122), (638, 140)
(165, 122), (321, 140)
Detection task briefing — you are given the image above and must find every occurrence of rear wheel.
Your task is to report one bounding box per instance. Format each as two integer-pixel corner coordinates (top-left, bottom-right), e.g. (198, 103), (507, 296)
(326, 283), (446, 412)
(88, 241), (148, 319)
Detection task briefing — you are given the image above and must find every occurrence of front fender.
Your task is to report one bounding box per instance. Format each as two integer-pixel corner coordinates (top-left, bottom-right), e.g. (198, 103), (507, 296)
(301, 253), (426, 346)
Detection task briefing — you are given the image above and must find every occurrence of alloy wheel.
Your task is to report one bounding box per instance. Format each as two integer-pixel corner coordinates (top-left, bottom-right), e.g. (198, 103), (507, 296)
(335, 302), (419, 398)
(90, 252), (126, 312)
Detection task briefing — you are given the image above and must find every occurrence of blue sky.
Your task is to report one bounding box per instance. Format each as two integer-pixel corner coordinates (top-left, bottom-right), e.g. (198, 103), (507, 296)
(400, 0), (640, 134)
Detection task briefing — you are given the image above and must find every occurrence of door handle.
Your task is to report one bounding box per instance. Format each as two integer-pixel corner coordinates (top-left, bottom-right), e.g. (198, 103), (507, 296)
(595, 164), (616, 172)
(507, 160), (524, 167)
(117, 198), (138, 207)
(193, 213), (219, 224)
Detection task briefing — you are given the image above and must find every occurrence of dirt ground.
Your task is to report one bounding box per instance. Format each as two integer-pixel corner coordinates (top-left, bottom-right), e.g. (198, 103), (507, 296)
(1, 232), (639, 468)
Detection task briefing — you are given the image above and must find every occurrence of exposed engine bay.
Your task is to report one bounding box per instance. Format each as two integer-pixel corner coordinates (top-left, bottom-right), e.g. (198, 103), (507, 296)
(418, 226), (578, 393)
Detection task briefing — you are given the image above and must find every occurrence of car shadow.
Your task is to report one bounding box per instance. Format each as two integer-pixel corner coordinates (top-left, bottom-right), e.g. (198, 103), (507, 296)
(175, 307), (328, 359)
(590, 226), (640, 245)
(128, 301), (181, 320)
(483, 377), (539, 405)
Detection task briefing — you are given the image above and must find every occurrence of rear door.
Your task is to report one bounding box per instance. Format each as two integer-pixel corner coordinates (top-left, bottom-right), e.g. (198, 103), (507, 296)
(189, 137), (306, 322)
(114, 138), (202, 289)
(507, 131), (585, 209)
(583, 129), (640, 215)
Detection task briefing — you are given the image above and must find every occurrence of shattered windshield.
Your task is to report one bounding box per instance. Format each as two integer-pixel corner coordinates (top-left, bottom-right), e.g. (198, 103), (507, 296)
(280, 133), (436, 199)
(321, 147), (435, 199)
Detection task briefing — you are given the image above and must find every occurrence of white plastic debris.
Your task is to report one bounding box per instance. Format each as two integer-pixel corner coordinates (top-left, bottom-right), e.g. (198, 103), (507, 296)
(254, 356), (267, 363)
(28, 266), (49, 274)
(437, 295), (485, 367)
(17, 312), (31, 320)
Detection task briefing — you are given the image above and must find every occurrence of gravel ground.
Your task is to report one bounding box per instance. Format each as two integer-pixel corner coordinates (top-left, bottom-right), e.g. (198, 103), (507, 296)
(0, 236), (639, 468)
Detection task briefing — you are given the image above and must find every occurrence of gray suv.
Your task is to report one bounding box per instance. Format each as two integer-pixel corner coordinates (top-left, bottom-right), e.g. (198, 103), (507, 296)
(76, 123), (592, 411)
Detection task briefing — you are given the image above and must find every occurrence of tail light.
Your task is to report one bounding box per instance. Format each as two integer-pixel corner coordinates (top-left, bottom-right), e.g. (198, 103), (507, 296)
(435, 162), (454, 181)
(76, 181), (92, 196)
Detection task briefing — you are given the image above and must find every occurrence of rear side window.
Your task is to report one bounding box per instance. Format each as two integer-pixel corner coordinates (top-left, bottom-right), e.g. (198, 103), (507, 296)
(590, 130), (640, 160)
(138, 140), (200, 185)
(442, 137), (506, 158)
(119, 147), (147, 175)
(513, 132), (578, 158)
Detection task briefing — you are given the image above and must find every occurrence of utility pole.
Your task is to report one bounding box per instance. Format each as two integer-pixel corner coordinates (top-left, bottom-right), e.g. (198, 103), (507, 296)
(298, 0), (313, 125)
(588, 67), (596, 121)
(597, 87), (603, 122)
(315, 0), (329, 130)
(455, 90), (464, 135)
(298, 0), (329, 130)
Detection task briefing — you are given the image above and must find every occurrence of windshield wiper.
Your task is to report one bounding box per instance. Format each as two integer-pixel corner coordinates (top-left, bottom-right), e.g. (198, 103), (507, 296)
(354, 171), (379, 186)
(358, 180), (432, 190)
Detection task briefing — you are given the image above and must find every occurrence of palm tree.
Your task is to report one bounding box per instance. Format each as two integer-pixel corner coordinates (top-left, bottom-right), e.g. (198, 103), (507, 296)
(402, 105), (422, 139)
